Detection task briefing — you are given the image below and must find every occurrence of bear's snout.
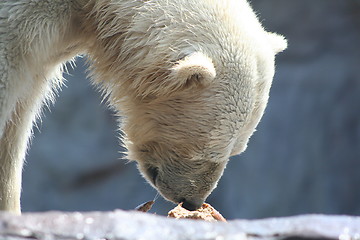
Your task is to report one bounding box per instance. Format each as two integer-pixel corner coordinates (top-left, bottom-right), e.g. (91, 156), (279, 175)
(138, 158), (227, 208)
(181, 198), (203, 211)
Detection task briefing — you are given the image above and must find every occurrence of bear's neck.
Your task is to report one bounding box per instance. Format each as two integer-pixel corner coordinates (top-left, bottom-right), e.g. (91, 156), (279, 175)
(80, 0), (174, 109)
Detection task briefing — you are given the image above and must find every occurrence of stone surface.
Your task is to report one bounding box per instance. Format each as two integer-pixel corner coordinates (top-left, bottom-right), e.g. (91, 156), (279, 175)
(0, 211), (360, 240)
(22, 0), (360, 218)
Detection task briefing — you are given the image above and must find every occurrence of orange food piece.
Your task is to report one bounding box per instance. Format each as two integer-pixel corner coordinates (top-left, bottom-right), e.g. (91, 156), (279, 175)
(168, 203), (226, 222)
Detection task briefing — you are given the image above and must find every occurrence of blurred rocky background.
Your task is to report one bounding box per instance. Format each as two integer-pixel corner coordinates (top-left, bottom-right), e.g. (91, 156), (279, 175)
(22, 0), (360, 219)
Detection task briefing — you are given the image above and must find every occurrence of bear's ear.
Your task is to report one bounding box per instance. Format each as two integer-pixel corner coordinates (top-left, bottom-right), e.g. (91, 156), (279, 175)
(267, 32), (287, 54)
(170, 52), (216, 90)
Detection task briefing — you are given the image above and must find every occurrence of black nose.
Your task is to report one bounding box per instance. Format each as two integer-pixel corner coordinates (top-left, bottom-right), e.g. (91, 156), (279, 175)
(182, 199), (203, 211)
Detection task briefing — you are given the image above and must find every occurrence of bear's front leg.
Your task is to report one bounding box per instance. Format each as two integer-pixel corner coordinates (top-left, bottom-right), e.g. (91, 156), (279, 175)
(0, 139), (22, 214)
(0, 93), (47, 213)
(0, 104), (28, 214)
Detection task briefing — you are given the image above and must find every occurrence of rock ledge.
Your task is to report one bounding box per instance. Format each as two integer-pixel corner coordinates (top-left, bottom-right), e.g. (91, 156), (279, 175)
(1, 211), (360, 240)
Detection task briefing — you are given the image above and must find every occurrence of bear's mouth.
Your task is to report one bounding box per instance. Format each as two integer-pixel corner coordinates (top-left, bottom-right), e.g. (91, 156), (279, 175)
(145, 165), (159, 186)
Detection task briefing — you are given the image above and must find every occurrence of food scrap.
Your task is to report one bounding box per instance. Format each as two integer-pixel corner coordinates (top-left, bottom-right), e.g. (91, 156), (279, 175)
(135, 200), (155, 212)
(168, 203), (226, 222)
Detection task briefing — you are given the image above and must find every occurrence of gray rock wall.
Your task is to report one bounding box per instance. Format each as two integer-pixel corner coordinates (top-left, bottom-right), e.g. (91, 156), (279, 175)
(22, 0), (360, 219)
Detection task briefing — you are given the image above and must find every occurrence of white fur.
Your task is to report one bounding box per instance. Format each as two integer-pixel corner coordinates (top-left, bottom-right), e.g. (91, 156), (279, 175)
(0, 0), (286, 213)
(171, 52), (216, 89)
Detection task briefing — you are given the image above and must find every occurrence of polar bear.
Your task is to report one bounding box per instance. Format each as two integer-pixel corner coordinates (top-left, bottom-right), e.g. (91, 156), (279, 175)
(0, 0), (286, 213)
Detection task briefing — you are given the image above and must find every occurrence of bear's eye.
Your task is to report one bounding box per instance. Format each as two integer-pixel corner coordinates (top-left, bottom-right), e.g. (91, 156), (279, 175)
(146, 166), (159, 186)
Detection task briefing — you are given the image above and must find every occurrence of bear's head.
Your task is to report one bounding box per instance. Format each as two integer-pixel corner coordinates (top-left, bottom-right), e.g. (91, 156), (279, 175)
(87, 0), (287, 210)
(127, 43), (286, 210)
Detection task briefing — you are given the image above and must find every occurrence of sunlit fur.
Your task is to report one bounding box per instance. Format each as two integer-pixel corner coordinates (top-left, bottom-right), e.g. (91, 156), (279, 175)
(0, 0), (286, 213)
